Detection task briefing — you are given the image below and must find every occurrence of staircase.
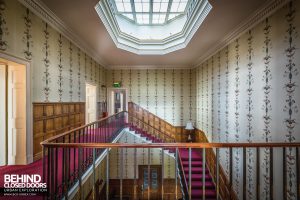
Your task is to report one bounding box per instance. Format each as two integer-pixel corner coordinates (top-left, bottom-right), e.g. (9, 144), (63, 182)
(128, 122), (217, 200)
(180, 149), (217, 200)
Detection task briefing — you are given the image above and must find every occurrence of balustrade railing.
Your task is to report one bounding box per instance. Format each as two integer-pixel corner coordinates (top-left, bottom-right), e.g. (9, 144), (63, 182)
(128, 114), (176, 143)
(40, 106), (300, 200)
(41, 111), (127, 199)
(42, 132), (300, 200)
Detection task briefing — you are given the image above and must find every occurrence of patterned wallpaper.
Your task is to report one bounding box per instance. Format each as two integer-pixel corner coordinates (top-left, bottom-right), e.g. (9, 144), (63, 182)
(107, 69), (196, 126)
(0, 0), (107, 102)
(109, 130), (175, 179)
(195, 1), (300, 199)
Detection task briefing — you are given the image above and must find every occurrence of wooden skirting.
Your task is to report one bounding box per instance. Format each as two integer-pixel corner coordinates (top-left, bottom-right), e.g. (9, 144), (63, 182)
(33, 102), (85, 161)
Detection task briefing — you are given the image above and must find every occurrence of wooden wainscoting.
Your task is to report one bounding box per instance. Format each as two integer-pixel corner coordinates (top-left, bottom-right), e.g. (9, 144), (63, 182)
(129, 102), (186, 141)
(33, 102), (85, 161)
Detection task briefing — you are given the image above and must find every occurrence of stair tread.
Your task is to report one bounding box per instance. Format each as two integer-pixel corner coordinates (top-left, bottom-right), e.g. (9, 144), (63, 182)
(182, 161), (203, 165)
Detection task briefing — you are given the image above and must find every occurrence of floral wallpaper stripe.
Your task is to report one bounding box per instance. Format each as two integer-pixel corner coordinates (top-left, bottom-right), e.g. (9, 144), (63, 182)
(23, 8), (33, 60)
(77, 47), (81, 101)
(195, 1), (300, 199)
(0, 0), (106, 103)
(107, 69), (195, 126)
(284, 2), (298, 199)
(57, 34), (63, 102)
(0, 0), (8, 51)
(246, 29), (254, 199)
(69, 42), (73, 101)
(42, 22), (50, 102)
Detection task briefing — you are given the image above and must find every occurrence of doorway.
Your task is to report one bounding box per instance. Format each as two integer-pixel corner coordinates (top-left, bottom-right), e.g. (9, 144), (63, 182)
(0, 58), (27, 166)
(107, 88), (127, 115)
(85, 83), (97, 124)
(138, 165), (162, 200)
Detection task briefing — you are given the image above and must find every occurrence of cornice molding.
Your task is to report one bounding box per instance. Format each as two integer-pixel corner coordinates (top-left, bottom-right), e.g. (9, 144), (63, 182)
(18, 0), (108, 68)
(109, 65), (192, 70)
(193, 0), (291, 68)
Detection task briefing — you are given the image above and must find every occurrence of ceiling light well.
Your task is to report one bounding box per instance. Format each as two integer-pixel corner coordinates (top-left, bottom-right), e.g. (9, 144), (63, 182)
(95, 0), (212, 55)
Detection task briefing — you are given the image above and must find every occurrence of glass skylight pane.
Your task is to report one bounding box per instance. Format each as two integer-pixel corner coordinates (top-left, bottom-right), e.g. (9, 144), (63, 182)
(113, 0), (191, 25)
(142, 2), (150, 12)
(178, 2), (188, 12)
(170, 2), (179, 12)
(136, 14), (143, 23)
(116, 2), (124, 12)
(135, 2), (143, 12)
(153, 3), (160, 12)
(123, 3), (132, 12)
(142, 14), (149, 24)
(158, 14), (166, 23)
(160, 3), (168, 12)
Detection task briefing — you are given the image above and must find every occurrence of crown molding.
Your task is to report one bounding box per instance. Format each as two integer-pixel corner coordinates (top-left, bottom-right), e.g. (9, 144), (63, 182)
(108, 65), (192, 70)
(18, 0), (108, 68)
(193, 0), (291, 68)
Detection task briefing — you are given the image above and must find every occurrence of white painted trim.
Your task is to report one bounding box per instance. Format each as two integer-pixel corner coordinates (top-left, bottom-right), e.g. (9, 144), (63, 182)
(193, 0), (291, 67)
(0, 52), (33, 164)
(85, 82), (98, 124)
(95, 0), (212, 55)
(18, 0), (108, 68)
(107, 87), (128, 116)
(0, 64), (6, 166)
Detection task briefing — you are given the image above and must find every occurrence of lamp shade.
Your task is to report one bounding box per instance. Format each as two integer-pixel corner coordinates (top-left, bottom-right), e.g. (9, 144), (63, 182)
(185, 121), (194, 130)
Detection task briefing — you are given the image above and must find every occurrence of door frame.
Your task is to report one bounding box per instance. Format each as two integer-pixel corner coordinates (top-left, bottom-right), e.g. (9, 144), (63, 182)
(85, 82), (98, 123)
(0, 52), (32, 165)
(107, 87), (128, 116)
(138, 165), (162, 199)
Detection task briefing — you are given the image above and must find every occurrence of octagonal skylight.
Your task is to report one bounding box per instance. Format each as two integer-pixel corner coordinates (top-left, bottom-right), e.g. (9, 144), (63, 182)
(113, 0), (189, 25)
(95, 0), (212, 55)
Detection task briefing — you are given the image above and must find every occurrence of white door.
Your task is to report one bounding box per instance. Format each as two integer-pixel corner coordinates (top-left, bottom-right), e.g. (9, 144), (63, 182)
(7, 64), (26, 165)
(0, 64), (6, 166)
(86, 84), (97, 124)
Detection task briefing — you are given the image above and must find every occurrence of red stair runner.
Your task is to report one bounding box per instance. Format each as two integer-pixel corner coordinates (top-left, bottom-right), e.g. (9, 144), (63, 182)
(180, 149), (217, 200)
(129, 124), (217, 199)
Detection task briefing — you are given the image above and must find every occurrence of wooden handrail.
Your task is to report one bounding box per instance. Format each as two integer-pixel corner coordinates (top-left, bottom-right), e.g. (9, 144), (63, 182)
(128, 114), (175, 141)
(41, 111), (127, 144)
(129, 101), (175, 128)
(41, 142), (300, 148)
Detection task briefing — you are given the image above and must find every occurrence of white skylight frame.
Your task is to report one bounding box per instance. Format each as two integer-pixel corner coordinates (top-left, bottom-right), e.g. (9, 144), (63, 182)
(95, 0), (212, 55)
(112, 0), (190, 25)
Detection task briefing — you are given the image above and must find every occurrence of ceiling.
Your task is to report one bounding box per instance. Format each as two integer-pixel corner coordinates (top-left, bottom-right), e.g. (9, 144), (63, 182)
(39, 0), (271, 68)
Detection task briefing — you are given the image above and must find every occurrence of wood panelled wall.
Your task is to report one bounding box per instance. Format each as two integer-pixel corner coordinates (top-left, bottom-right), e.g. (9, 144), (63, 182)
(33, 102), (85, 160)
(128, 102), (190, 142)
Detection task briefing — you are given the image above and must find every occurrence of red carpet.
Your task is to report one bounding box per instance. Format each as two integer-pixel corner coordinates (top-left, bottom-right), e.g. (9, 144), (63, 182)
(180, 149), (217, 199)
(129, 124), (217, 199)
(0, 160), (43, 200)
